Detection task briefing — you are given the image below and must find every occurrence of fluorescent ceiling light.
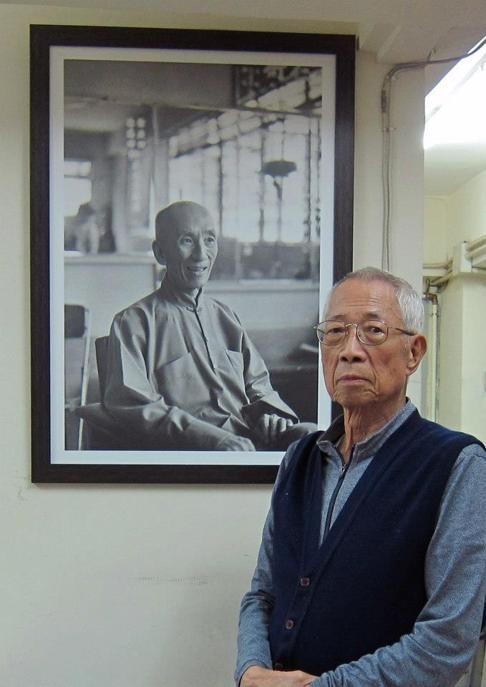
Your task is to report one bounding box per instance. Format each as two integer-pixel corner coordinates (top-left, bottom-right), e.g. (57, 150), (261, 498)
(424, 38), (486, 149)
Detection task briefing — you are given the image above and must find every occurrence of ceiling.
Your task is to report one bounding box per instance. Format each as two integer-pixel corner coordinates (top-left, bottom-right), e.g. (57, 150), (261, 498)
(8, 0), (486, 66)
(15, 0), (486, 195)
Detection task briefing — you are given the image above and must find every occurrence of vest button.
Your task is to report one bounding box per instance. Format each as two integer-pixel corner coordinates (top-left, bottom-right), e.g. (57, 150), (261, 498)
(299, 576), (311, 587)
(274, 662), (284, 670)
(285, 618), (295, 630)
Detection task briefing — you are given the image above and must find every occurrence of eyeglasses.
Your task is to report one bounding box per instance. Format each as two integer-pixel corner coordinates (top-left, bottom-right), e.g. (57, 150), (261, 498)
(314, 320), (416, 347)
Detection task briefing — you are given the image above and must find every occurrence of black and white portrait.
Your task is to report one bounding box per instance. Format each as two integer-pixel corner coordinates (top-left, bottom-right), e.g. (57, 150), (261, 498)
(41, 34), (346, 475)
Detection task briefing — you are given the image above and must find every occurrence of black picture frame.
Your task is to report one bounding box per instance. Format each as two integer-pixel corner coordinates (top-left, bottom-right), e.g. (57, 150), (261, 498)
(30, 24), (355, 484)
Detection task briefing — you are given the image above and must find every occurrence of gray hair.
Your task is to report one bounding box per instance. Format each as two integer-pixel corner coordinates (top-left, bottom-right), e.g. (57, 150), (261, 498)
(325, 267), (424, 332)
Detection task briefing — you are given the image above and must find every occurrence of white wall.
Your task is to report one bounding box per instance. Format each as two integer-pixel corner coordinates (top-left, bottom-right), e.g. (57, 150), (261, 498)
(425, 170), (486, 258)
(425, 170), (486, 442)
(354, 51), (425, 406)
(0, 4), (425, 686)
(424, 196), (448, 263)
(447, 170), (486, 245)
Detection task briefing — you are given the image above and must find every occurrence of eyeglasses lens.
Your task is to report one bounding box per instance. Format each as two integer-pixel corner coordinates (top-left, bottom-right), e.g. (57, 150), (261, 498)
(316, 321), (388, 346)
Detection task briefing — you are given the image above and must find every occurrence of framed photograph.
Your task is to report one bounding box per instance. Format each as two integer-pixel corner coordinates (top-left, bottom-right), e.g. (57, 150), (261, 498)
(30, 25), (355, 483)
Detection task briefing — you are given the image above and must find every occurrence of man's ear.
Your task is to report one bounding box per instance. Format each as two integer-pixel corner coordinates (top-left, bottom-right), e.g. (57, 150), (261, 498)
(152, 240), (165, 266)
(406, 334), (427, 377)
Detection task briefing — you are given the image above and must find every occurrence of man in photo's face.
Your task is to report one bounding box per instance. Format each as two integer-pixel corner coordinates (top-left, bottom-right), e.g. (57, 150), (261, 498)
(153, 201), (218, 295)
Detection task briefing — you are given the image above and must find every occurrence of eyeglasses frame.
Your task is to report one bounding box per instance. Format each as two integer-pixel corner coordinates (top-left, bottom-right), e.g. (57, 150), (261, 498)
(313, 320), (416, 347)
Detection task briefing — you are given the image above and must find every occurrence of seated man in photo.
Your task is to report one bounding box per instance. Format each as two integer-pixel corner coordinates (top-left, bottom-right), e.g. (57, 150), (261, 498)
(81, 201), (316, 451)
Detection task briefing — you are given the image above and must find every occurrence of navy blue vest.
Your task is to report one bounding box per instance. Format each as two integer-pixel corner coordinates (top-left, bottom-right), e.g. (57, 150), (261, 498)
(269, 410), (482, 675)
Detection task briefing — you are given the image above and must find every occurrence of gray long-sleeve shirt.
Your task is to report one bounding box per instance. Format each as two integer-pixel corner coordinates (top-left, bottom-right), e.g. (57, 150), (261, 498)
(235, 402), (486, 686)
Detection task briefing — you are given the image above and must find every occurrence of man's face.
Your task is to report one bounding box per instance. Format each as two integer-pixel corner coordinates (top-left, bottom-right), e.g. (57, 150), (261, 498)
(155, 207), (218, 293)
(322, 278), (424, 414)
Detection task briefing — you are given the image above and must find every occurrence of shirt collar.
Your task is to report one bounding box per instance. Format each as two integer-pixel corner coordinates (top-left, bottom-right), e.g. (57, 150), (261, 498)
(158, 277), (205, 309)
(317, 400), (416, 463)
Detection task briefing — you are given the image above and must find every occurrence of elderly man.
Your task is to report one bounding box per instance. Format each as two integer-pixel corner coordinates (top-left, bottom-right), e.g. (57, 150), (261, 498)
(235, 267), (486, 687)
(92, 200), (314, 451)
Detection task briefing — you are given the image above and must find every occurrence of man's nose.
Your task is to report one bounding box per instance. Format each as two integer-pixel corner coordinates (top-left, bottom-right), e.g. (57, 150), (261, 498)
(338, 325), (366, 361)
(192, 238), (206, 260)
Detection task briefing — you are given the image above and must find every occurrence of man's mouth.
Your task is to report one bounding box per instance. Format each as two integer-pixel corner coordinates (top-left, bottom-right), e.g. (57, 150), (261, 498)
(337, 375), (369, 384)
(186, 264), (208, 274)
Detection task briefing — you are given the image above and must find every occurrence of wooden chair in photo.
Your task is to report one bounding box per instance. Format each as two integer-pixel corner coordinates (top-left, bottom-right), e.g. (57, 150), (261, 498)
(64, 304), (91, 450)
(77, 335), (152, 450)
